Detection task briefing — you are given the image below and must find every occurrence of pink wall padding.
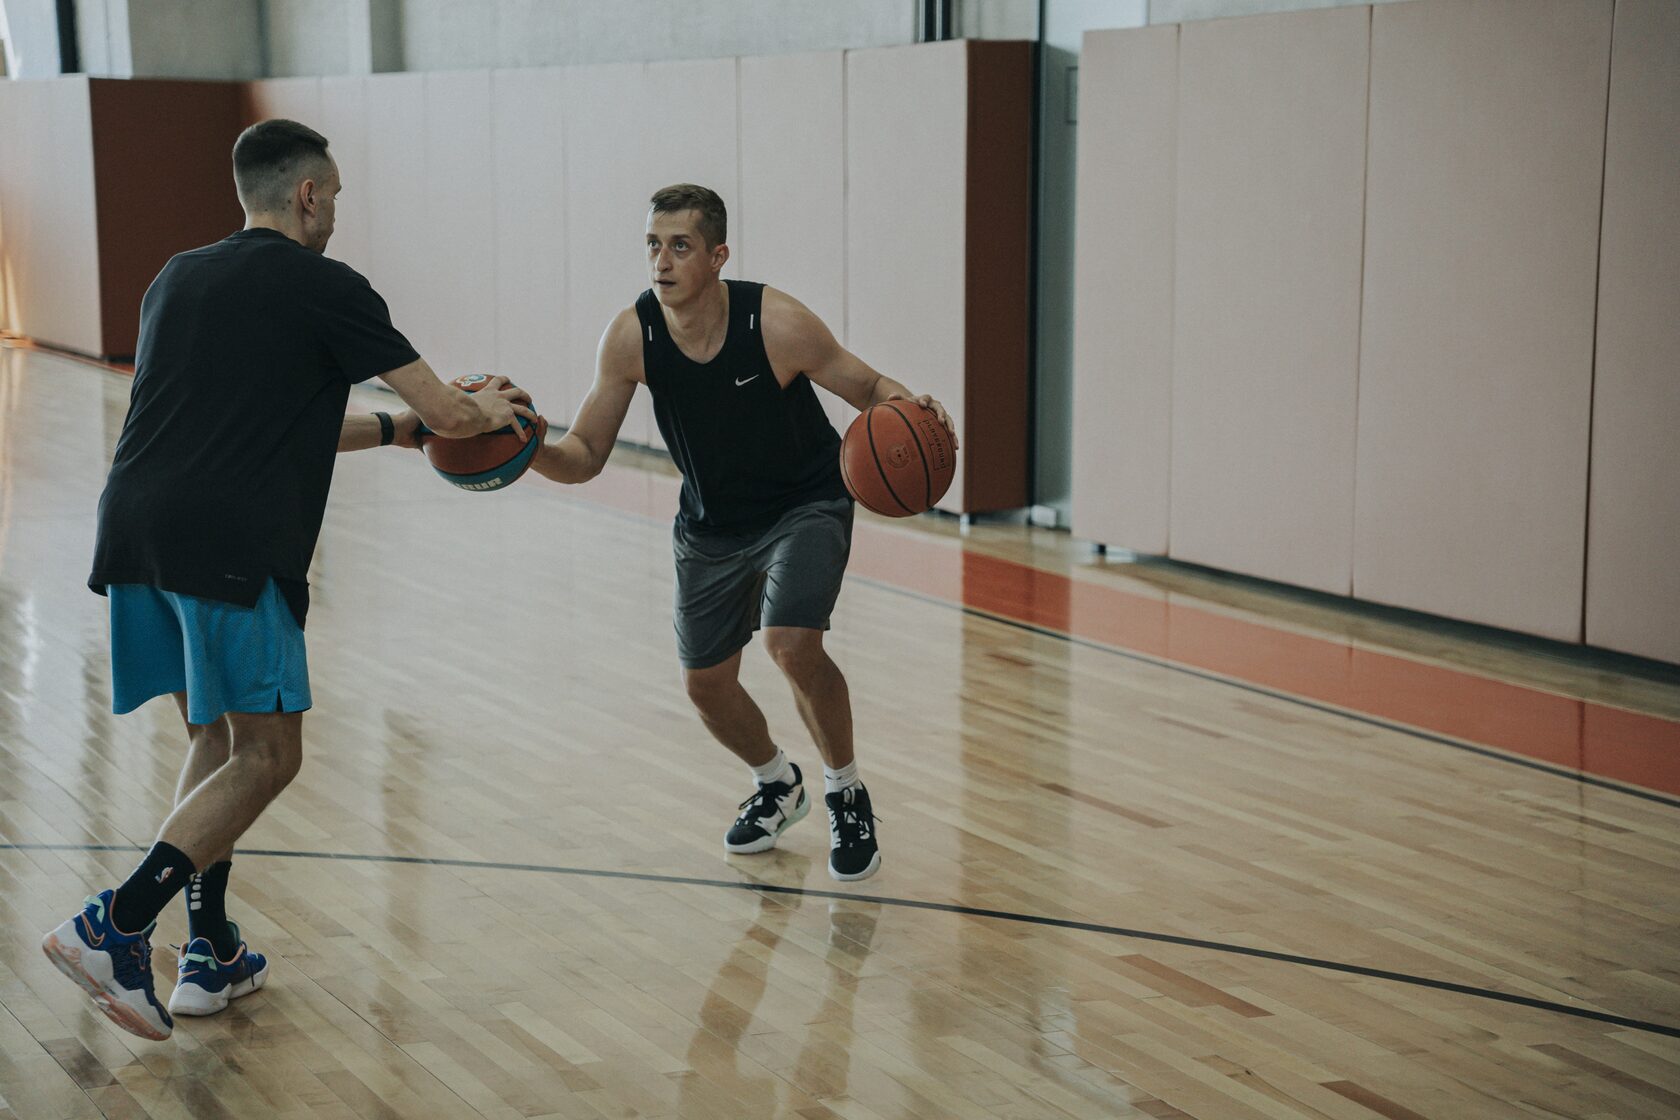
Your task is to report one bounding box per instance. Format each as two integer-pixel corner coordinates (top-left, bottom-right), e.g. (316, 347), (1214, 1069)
(317, 77), (372, 273)
(491, 67), (568, 421)
(364, 73), (431, 369)
(846, 41), (971, 510)
(0, 78), (103, 355)
(560, 63), (647, 440)
(739, 51), (852, 434)
(243, 77), (323, 138)
(1169, 7), (1367, 594)
(421, 71), (498, 385)
(562, 59), (741, 450)
(1353, 0), (1611, 641)
(1586, 0), (1680, 664)
(1070, 27), (1177, 555)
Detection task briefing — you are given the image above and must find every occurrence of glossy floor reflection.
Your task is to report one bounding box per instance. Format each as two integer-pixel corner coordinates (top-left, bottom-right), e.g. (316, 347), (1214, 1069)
(2, 342), (1678, 1119)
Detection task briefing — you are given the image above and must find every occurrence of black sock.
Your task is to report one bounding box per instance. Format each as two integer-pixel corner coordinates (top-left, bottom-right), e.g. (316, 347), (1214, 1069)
(187, 860), (238, 959)
(110, 842), (196, 935)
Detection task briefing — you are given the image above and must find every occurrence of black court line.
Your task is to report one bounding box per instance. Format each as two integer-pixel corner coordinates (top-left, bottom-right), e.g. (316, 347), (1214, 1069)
(7, 842), (1675, 1040)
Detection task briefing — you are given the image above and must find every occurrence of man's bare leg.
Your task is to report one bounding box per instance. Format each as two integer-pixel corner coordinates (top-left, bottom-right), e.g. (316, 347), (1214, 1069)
(169, 695), (237, 956)
(763, 627), (876, 880)
(761, 627), (853, 771)
(682, 651), (779, 768)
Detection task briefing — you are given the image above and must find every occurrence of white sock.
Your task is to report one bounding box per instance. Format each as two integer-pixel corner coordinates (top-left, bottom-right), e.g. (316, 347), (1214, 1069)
(750, 748), (796, 788)
(824, 760), (860, 795)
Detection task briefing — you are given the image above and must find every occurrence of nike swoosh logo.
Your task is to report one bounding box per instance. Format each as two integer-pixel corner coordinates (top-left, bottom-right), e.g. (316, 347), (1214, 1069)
(735, 375), (759, 387)
(80, 914), (106, 948)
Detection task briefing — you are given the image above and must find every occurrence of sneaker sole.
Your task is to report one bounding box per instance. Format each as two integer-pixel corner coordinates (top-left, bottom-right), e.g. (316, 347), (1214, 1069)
(169, 958), (270, 1017)
(724, 791), (811, 854)
(41, 931), (171, 1041)
(829, 850), (882, 882)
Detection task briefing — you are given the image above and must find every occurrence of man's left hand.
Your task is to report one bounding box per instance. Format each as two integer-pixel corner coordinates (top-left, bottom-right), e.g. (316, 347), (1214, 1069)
(391, 410), (424, 449)
(888, 393), (959, 451)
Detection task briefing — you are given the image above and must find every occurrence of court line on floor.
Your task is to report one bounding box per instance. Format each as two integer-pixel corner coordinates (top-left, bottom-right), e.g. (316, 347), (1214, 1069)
(8, 841), (1675, 1040)
(846, 574), (1680, 812)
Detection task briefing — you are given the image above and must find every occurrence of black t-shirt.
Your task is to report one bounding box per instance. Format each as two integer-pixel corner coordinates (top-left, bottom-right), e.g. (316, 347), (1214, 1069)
(638, 280), (848, 532)
(88, 228), (420, 627)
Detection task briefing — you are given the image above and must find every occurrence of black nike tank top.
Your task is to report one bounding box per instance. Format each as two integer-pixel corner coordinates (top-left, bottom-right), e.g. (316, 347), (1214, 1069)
(638, 280), (848, 530)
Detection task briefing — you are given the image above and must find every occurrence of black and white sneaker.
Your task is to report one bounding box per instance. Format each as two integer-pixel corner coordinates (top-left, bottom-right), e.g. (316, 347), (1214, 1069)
(825, 784), (880, 881)
(725, 763), (810, 853)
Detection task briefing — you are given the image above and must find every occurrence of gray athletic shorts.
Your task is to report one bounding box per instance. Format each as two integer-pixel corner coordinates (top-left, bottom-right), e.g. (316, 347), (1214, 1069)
(672, 497), (855, 670)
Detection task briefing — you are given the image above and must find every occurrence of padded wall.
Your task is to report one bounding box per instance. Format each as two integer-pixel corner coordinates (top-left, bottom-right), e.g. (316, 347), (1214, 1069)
(848, 40), (1032, 513)
(491, 67), (568, 417)
(1169, 8), (1367, 594)
(562, 59), (740, 447)
(739, 51), (851, 433)
(1069, 26), (1178, 555)
(0, 78), (103, 356)
(847, 42), (971, 509)
(1354, 0), (1611, 640)
(1585, 0), (1680, 663)
(87, 79), (246, 357)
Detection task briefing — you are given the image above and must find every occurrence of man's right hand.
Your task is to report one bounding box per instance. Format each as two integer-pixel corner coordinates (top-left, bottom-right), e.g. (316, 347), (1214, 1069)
(472, 375), (540, 440)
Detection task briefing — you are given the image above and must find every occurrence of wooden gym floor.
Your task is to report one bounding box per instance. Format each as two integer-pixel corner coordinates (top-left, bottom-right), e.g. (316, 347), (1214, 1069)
(1, 340), (1677, 1119)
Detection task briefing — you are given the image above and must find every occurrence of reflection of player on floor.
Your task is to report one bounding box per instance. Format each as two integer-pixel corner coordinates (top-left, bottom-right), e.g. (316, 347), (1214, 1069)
(532, 184), (957, 881)
(41, 119), (534, 1042)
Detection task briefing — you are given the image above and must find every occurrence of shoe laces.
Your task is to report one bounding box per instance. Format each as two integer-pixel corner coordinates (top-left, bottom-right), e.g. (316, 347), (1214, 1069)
(109, 929), (156, 991)
(830, 787), (876, 846)
(736, 779), (795, 823)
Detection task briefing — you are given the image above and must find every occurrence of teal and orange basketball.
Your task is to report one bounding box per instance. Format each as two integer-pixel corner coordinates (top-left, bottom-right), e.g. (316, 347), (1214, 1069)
(418, 374), (546, 492)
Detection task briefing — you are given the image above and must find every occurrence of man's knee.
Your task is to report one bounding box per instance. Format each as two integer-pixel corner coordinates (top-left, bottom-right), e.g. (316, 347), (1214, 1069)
(228, 714), (304, 796)
(683, 662), (738, 712)
(763, 628), (827, 684)
(188, 716), (233, 762)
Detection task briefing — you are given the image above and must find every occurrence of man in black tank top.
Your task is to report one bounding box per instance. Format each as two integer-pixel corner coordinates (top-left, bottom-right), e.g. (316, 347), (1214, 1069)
(532, 184), (956, 882)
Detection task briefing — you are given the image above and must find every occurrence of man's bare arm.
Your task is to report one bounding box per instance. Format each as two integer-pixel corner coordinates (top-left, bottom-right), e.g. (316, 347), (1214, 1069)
(379, 358), (536, 439)
(762, 288), (957, 446)
(531, 309), (643, 484)
(336, 409), (422, 452)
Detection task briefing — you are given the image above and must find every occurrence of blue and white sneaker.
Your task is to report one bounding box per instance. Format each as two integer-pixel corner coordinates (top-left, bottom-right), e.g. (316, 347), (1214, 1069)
(725, 762), (810, 853)
(168, 923), (269, 1016)
(41, 889), (173, 1041)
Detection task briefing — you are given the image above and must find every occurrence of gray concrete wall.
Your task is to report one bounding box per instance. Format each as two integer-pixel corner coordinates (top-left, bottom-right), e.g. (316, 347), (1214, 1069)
(75, 0), (262, 79)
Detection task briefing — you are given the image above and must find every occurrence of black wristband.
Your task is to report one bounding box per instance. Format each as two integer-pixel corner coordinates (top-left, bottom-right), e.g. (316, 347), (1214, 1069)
(374, 411), (395, 446)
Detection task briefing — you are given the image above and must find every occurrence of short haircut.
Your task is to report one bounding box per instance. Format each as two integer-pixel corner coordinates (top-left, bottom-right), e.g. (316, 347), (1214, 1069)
(233, 119), (332, 213)
(649, 184), (727, 249)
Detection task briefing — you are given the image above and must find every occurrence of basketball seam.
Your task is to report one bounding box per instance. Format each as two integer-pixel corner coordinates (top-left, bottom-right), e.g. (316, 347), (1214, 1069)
(864, 410), (915, 516)
(881, 400), (934, 511)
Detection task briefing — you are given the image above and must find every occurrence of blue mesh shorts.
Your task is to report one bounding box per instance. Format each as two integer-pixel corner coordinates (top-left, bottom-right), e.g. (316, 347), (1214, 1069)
(107, 581), (312, 726)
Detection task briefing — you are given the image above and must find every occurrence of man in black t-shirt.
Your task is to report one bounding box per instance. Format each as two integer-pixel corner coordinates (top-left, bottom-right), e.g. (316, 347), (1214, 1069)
(42, 119), (538, 1042)
(529, 185), (957, 883)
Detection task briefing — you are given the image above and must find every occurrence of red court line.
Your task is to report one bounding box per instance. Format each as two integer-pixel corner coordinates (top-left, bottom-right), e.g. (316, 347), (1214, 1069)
(547, 464), (1680, 800)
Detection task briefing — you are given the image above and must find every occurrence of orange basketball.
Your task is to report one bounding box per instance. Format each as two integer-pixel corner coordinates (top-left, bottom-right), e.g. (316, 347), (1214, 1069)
(839, 400), (956, 517)
(418, 374), (546, 492)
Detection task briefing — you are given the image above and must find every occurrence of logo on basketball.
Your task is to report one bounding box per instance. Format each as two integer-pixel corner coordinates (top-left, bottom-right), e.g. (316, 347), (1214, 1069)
(888, 443), (913, 469)
(454, 374), (489, 390)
